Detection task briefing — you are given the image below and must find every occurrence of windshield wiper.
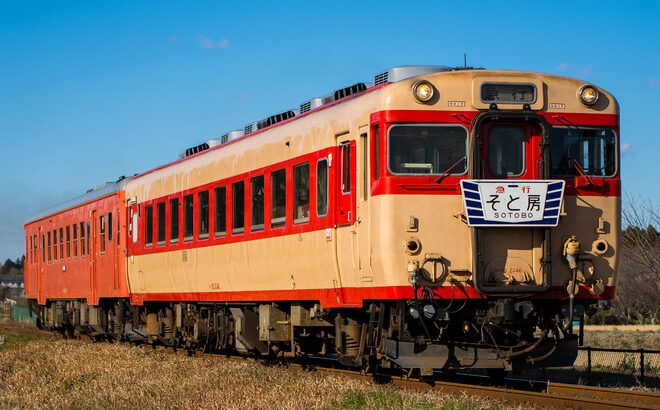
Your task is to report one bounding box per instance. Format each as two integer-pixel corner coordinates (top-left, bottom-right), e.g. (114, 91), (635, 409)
(571, 158), (594, 185)
(434, 156), (467, 183)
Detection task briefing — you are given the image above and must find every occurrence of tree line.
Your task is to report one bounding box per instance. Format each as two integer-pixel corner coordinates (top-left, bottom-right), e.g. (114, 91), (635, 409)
(1, 256), (24, 276)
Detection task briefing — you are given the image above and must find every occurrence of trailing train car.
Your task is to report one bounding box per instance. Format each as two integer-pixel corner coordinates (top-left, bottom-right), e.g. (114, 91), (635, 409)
(26, 65), (620, 373)
(24, 179), (130, 331)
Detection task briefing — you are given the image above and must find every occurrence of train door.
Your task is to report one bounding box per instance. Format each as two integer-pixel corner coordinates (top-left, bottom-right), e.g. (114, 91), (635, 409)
(477, 120), (546, 291)
(334, 136), (357, 302)
(90, 210), (97, 304)
(37, 227), (43, 303)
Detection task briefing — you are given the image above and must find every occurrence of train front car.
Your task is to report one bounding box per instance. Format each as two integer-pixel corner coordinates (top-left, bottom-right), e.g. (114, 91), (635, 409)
(370, 67), (619, 372)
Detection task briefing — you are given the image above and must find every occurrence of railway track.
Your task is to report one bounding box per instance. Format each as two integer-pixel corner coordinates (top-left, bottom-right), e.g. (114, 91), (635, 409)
(2, 323), (658, 409)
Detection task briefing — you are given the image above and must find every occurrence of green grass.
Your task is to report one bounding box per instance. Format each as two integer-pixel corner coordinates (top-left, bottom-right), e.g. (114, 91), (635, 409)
(0, 329), (43, 352)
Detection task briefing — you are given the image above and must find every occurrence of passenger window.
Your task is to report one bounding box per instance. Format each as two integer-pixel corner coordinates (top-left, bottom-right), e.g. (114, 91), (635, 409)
(271, 169), (286, 227)
(317, 159), (328, 217)
(73, 224), (78, 259)
(42, 234), (45, 263)
(157, 202), (166, 245)
(144, 206), (153, 247)
(80, 222), (86, 257)
(108, 212), (113, 242)
(100, 215), (106, 253)
(170, 198), (180, 244)
(53, 230), (57, 261)
(373, 125), (380, 181)
(341, 143), (350, 194)
(232, 181), (245, 234)
(86, 222), (90, 255)
(294, 163), (310, 223)
(48, 231), (51, 262)
(214, 186), (226, 236)
(66, 226), (71, 259)
(184, 194), (194, 241)
(199, 191), (209, 239)
(251, 176), (264, 231)
(59, 227), (63, 261)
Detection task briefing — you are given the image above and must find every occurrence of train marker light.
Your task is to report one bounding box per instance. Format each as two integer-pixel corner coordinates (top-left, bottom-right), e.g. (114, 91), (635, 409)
(578, 85), (599, 106)
(412, 80), (435, 102)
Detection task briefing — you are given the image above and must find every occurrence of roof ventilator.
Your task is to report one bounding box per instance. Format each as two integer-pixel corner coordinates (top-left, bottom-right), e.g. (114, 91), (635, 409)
(300, 98), (323, 113)
(257, 109), (299, 130)
(373, 65), (453, 85)
(178, 138), (222, 159)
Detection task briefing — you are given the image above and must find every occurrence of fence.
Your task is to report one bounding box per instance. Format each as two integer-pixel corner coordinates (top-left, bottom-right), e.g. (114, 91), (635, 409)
(576, 346), (660, 386)
(12, 305), (36, 325)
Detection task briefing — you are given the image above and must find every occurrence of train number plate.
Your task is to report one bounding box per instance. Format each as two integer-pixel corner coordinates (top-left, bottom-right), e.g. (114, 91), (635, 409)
(460, 180), (565, 227)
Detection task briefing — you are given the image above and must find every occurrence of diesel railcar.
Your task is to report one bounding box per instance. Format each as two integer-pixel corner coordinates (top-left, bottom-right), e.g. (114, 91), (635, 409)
(24, 65), (620, 373)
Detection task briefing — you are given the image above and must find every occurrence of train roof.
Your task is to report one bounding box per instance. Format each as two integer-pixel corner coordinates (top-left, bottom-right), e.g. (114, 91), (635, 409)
(25, 177), (132, 225)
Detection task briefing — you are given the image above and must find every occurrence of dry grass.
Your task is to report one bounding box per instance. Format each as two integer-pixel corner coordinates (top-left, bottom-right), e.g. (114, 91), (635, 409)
(0, 337), (517, 409)
(583, 328), (660, 350)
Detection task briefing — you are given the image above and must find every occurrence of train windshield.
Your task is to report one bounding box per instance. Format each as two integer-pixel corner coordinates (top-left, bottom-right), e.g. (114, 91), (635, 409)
(388, 125), (468, 175)
(550, 127), (616, 177)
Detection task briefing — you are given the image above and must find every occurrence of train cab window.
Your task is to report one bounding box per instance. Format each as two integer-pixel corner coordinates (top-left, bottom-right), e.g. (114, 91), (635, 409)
(80, 222), (86, 257)
(184, 194), (194, 241)
(294, 163), (310, 224)
(144, 206), (153, 247)
(107, 212), (113, 242)
(100, 215), (106, 253)
(214, 186), (226, 237)
(199, 191), (209, 239)
(251, 176), (264, 231)
(388, 125), (467, 175)
(86, 222), (90, 255)
(170, 198), (180, 244)
(317, 159), (328, 217)
(488, 126), (525, 177)
(232, 181), (245, 234)
(59, 227), (63, 261)
(550, 127), (616, 177)
(42, 234), (45, 263)
(66, 226), (71, 259)
(47, 231), (51, 262)
(157, 202), (166, 245)
(73, 224), (78, 259)
(53, 230), (57, 261)
(271, 169), (286, 227)
(341, 143), (351, 194)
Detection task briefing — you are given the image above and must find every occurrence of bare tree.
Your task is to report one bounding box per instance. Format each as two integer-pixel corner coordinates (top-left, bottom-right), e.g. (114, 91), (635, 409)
(614, 194), (660, 324)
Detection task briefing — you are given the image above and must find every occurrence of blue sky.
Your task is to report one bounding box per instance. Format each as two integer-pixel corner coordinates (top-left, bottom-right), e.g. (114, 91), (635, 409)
(0, 1), (658, 261)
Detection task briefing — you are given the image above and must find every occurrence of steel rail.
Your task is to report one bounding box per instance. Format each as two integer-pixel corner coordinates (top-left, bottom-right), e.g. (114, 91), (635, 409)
(2, 324), (658, 409)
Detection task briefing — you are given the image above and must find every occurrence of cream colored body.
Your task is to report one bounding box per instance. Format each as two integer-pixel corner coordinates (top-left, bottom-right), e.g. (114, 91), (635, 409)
(126, 69), (619, 303)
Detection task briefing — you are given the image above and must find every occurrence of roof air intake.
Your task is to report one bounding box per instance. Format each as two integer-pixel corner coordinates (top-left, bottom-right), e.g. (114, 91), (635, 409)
(300, 98), (323, 113)
(178, 138), (222, 159)
(257, 109), (299, 130)
(373, 65), (453, 85)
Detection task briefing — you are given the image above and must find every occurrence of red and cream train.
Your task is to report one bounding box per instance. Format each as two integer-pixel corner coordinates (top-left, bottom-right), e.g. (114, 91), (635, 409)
(24, 65), (620, 372)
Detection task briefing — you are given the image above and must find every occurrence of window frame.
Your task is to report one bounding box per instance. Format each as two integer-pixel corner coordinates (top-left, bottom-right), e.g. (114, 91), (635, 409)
(251, 175), (265, 231)
(549, 126), (618, 178)
(293, 162), (310, 224)
(232, 181), (245, 234)
(214, 186), (227, 237)
(198, 190), (210, 239)
(183, 194), (194, 242)
(144, 205), (153, 247)
(170, 197), (180, 244)
(270, 169), (286, 228)
(386, 123), (469, 177)
(157, 201), (166, 246)
(316, 158), (329, 217)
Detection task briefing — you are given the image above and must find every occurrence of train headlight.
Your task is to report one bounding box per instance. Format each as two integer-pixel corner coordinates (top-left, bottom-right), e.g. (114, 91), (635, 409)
(412, 80), (435, 103)
(578, 85), (599, 106)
